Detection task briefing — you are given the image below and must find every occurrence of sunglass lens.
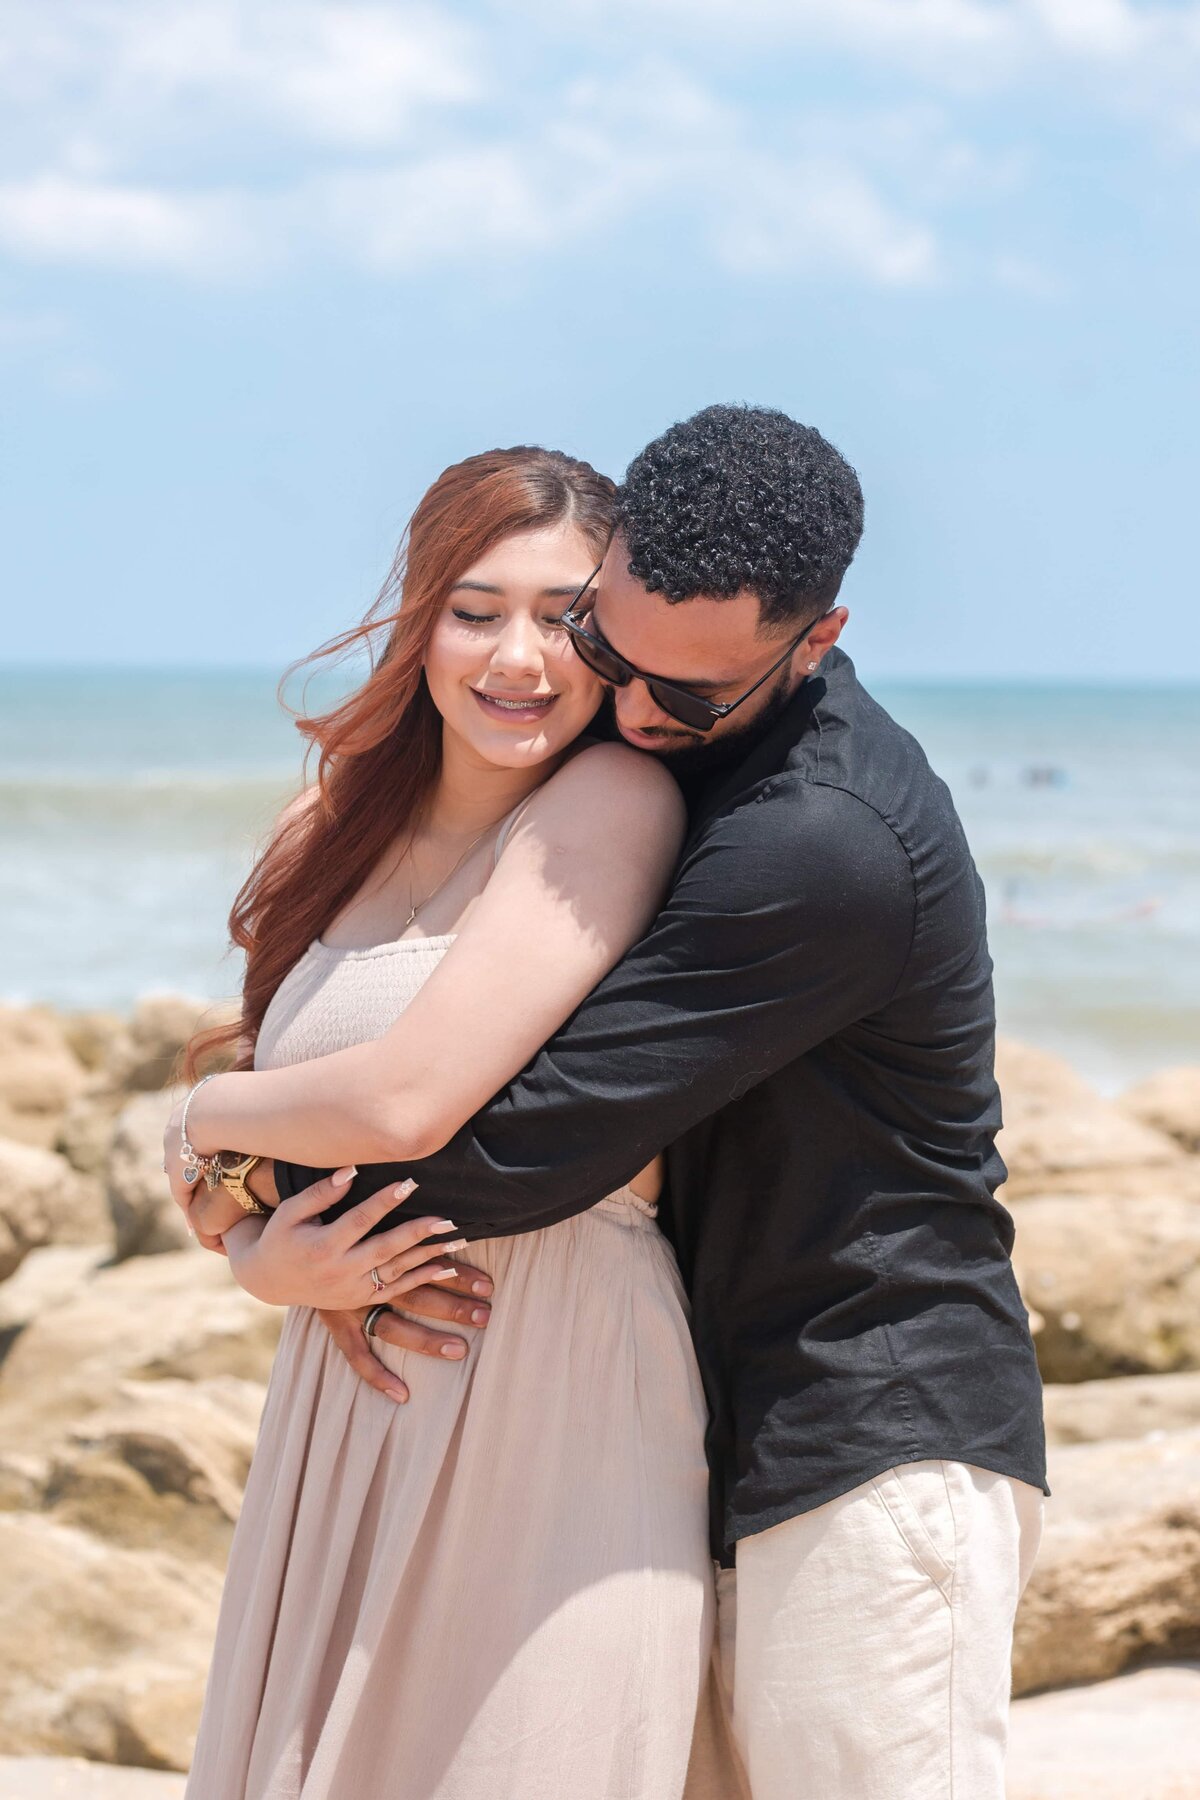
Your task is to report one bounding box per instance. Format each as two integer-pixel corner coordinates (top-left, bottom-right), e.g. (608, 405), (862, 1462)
(569, 632), (629, 687)
(649, 683), (718, 732)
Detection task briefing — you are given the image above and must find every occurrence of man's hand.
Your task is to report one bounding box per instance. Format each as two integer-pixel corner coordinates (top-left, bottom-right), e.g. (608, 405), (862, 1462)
(318, 1269), (494, 1403)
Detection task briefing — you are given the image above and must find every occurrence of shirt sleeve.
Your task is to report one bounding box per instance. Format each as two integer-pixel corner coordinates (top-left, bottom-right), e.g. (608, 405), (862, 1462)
(274, 778), (916, 1235)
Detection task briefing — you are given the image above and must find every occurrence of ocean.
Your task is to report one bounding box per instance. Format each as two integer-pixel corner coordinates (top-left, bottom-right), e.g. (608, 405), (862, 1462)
(2, 667), (1197, 1094)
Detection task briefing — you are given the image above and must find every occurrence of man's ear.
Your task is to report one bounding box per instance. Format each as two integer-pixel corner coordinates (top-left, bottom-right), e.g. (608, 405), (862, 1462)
(805, 604), (849, 667)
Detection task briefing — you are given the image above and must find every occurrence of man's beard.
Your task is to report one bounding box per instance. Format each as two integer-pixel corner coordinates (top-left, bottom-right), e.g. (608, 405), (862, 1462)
(593, 665), (798, 777)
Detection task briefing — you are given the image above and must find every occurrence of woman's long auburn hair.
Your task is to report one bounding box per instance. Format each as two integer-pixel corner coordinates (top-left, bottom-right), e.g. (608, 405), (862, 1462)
(187, 446), (616, 1079)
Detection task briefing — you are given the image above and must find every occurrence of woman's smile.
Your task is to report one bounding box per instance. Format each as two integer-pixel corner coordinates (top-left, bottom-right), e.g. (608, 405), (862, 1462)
(470, 687), (559, 722)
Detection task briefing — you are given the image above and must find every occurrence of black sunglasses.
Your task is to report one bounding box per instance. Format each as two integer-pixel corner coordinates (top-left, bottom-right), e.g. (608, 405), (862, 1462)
(561, 564), (832, 732)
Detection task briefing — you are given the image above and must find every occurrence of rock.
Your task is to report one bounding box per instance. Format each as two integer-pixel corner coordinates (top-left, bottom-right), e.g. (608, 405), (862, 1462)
(1012, 1191), (1200, 1382)
(0, 1753), (185, 1796)
(37, 1375), (266, 1563)
(58, 1012), (134, 1080)
(1013, 1430), (1200, 1694)
(56, 1089), (125, 1180)
(0, 1140), (108, 1283)
(0, 1512), (220, 1771)
(0, 1248), (282, 1450)
(995, 1038), (1183, 1196)
(1007, 1661), (1200, 1800)
(1121, 1067), (1200, 1155)
(0, 1007), (89, 1151)
(0, 1244), (111, 1367)
(105, 1091), (189, 1261)
(0, 1244), (280, 1771)
(1043, 1372), (1200, 1446)
(111, 997), (237, 1094)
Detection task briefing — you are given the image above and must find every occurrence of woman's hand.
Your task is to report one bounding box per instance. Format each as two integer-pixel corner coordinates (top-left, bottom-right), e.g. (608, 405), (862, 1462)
(223, 1166), (467, 1311)
(190, 1158), (279, 1239)
(163, 1104), (279, 1245)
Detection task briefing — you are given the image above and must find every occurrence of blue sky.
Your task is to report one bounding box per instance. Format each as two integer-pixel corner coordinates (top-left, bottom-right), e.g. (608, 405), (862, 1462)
(2, 0), (1198, 680)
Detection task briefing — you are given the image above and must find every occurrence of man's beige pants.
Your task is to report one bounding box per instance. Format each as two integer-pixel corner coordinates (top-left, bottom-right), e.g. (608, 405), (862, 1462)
(685, 1460), (1045, 1800)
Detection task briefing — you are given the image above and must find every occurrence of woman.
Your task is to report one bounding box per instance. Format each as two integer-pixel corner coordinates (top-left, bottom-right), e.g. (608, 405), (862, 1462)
(171, 447), (717, 1799)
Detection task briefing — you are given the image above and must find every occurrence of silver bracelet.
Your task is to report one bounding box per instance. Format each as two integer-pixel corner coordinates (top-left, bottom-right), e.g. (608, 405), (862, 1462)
(179, 1072), (219, 1186)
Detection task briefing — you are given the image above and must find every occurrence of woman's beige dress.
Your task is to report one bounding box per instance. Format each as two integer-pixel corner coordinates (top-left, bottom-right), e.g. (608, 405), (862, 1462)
(184, 926), (716, 1799)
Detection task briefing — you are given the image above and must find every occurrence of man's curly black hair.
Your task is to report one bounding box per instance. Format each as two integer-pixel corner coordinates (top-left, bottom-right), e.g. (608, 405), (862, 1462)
(615, 403), (864, 633)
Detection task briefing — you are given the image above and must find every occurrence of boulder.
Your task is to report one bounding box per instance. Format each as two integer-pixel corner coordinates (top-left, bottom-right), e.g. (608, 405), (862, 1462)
(1121, 1066), (1200, 1155)
(0, 1511), (220, 1771)
(1013, 1428), (1200, 1694)
(34, 1374), (266, 1564)
(58, 1011), (134, 1080)
(0, 1243), (111, 1369)
(106, 1090), (189, 1261)
(1043, 1372), (1200, 1446)
(0, 1006), (89, 1151)
(995, 1038), (1183, 1196)
(0, 1247), (282, 1449)
(0, 1139), (108, 1283)
(1007, 1662), (1200, 1800)
(110, 996), (237, 1094)
(56, 1088), (126, 1179)
(1012, 1191), (1200, 1382)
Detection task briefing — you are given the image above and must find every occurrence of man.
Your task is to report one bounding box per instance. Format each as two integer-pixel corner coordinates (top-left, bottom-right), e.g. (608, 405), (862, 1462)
(276, 404), (1047, 1797)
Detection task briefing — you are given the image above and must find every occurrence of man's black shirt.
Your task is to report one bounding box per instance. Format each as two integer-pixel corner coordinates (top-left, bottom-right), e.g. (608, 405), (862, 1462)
(276, 647), (1048, 1563)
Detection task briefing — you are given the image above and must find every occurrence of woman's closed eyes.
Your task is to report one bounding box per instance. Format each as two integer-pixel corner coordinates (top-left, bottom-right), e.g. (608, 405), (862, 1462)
(451, 607), (569, 633)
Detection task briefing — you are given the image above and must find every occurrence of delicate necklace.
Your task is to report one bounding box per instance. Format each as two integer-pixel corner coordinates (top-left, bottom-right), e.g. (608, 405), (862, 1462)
(404, 822), (494, 929)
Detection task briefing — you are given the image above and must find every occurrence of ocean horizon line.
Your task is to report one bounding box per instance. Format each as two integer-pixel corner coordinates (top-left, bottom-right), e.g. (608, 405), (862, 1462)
(2, 662), (1199, 694)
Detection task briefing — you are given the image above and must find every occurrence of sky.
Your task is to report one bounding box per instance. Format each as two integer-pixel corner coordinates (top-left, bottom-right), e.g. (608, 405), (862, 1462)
(1, 0), (1198, 681)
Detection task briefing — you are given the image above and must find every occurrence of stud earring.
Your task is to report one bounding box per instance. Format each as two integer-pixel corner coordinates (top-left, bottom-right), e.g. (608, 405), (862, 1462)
(807, 660), (818, 670)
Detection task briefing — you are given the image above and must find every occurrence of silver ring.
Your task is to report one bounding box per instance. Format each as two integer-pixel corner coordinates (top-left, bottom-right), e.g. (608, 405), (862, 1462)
(363, 1303), (391, 1340)
(370, 1264), (385, 1291)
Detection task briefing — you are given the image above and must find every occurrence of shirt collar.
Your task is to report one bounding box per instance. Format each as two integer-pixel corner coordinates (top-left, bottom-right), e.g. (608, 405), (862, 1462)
(686, 645), (854, 834)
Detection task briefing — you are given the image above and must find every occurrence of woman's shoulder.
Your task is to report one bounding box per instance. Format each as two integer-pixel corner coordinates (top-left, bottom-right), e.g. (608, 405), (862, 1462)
(538, 737), (684, 825)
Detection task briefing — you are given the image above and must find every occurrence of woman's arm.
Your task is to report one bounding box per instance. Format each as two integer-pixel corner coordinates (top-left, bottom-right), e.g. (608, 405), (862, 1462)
(175, 744), (685, 1168)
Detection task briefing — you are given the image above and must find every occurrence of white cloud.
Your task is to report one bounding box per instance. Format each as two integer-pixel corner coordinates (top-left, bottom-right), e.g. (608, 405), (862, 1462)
(717, 157), (940, 285)
(0, 174), (255, 275)
(304, 62), (941, 287)
(2, 0), (1196, 289)
(522, 0), (1016, 63)
(1020, 0), (1146, 60)
(116, 1), (479, 146)
(311, 149), (555, 268)
(0, 1), (480, 151)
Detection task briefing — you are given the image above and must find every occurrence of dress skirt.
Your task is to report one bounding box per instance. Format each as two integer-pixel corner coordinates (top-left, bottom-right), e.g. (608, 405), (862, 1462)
(184, 1190), (715, 1799)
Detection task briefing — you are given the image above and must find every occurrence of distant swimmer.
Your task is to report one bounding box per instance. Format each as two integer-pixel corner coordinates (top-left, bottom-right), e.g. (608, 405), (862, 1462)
(999, 880), (1162, 929)
(1021, 764), (1067, 788)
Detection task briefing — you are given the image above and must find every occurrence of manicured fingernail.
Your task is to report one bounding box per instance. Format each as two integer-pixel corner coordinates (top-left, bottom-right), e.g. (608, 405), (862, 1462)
(471, 1279), (490, 1295)
(431, 1218), (456, 1232)
(391, 1180), (418, 1199)
(186, 1226), (196, 1238)
(390, 1386), (408, 1403)
(471, 1307), (490, 1325)
(332, 1165), (357, 1186)
(441, 1239), (467, 1253)
(430, 1266), (457, 1280)
(439, 1341), (467, 1358)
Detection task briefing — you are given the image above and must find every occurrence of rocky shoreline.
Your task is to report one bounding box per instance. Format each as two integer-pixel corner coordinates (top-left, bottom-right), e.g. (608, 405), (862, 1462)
(1, 997), (1198, 1790)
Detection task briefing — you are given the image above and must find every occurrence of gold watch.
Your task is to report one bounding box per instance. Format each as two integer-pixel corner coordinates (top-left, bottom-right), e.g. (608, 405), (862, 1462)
(213, 1151), (270, 1216)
